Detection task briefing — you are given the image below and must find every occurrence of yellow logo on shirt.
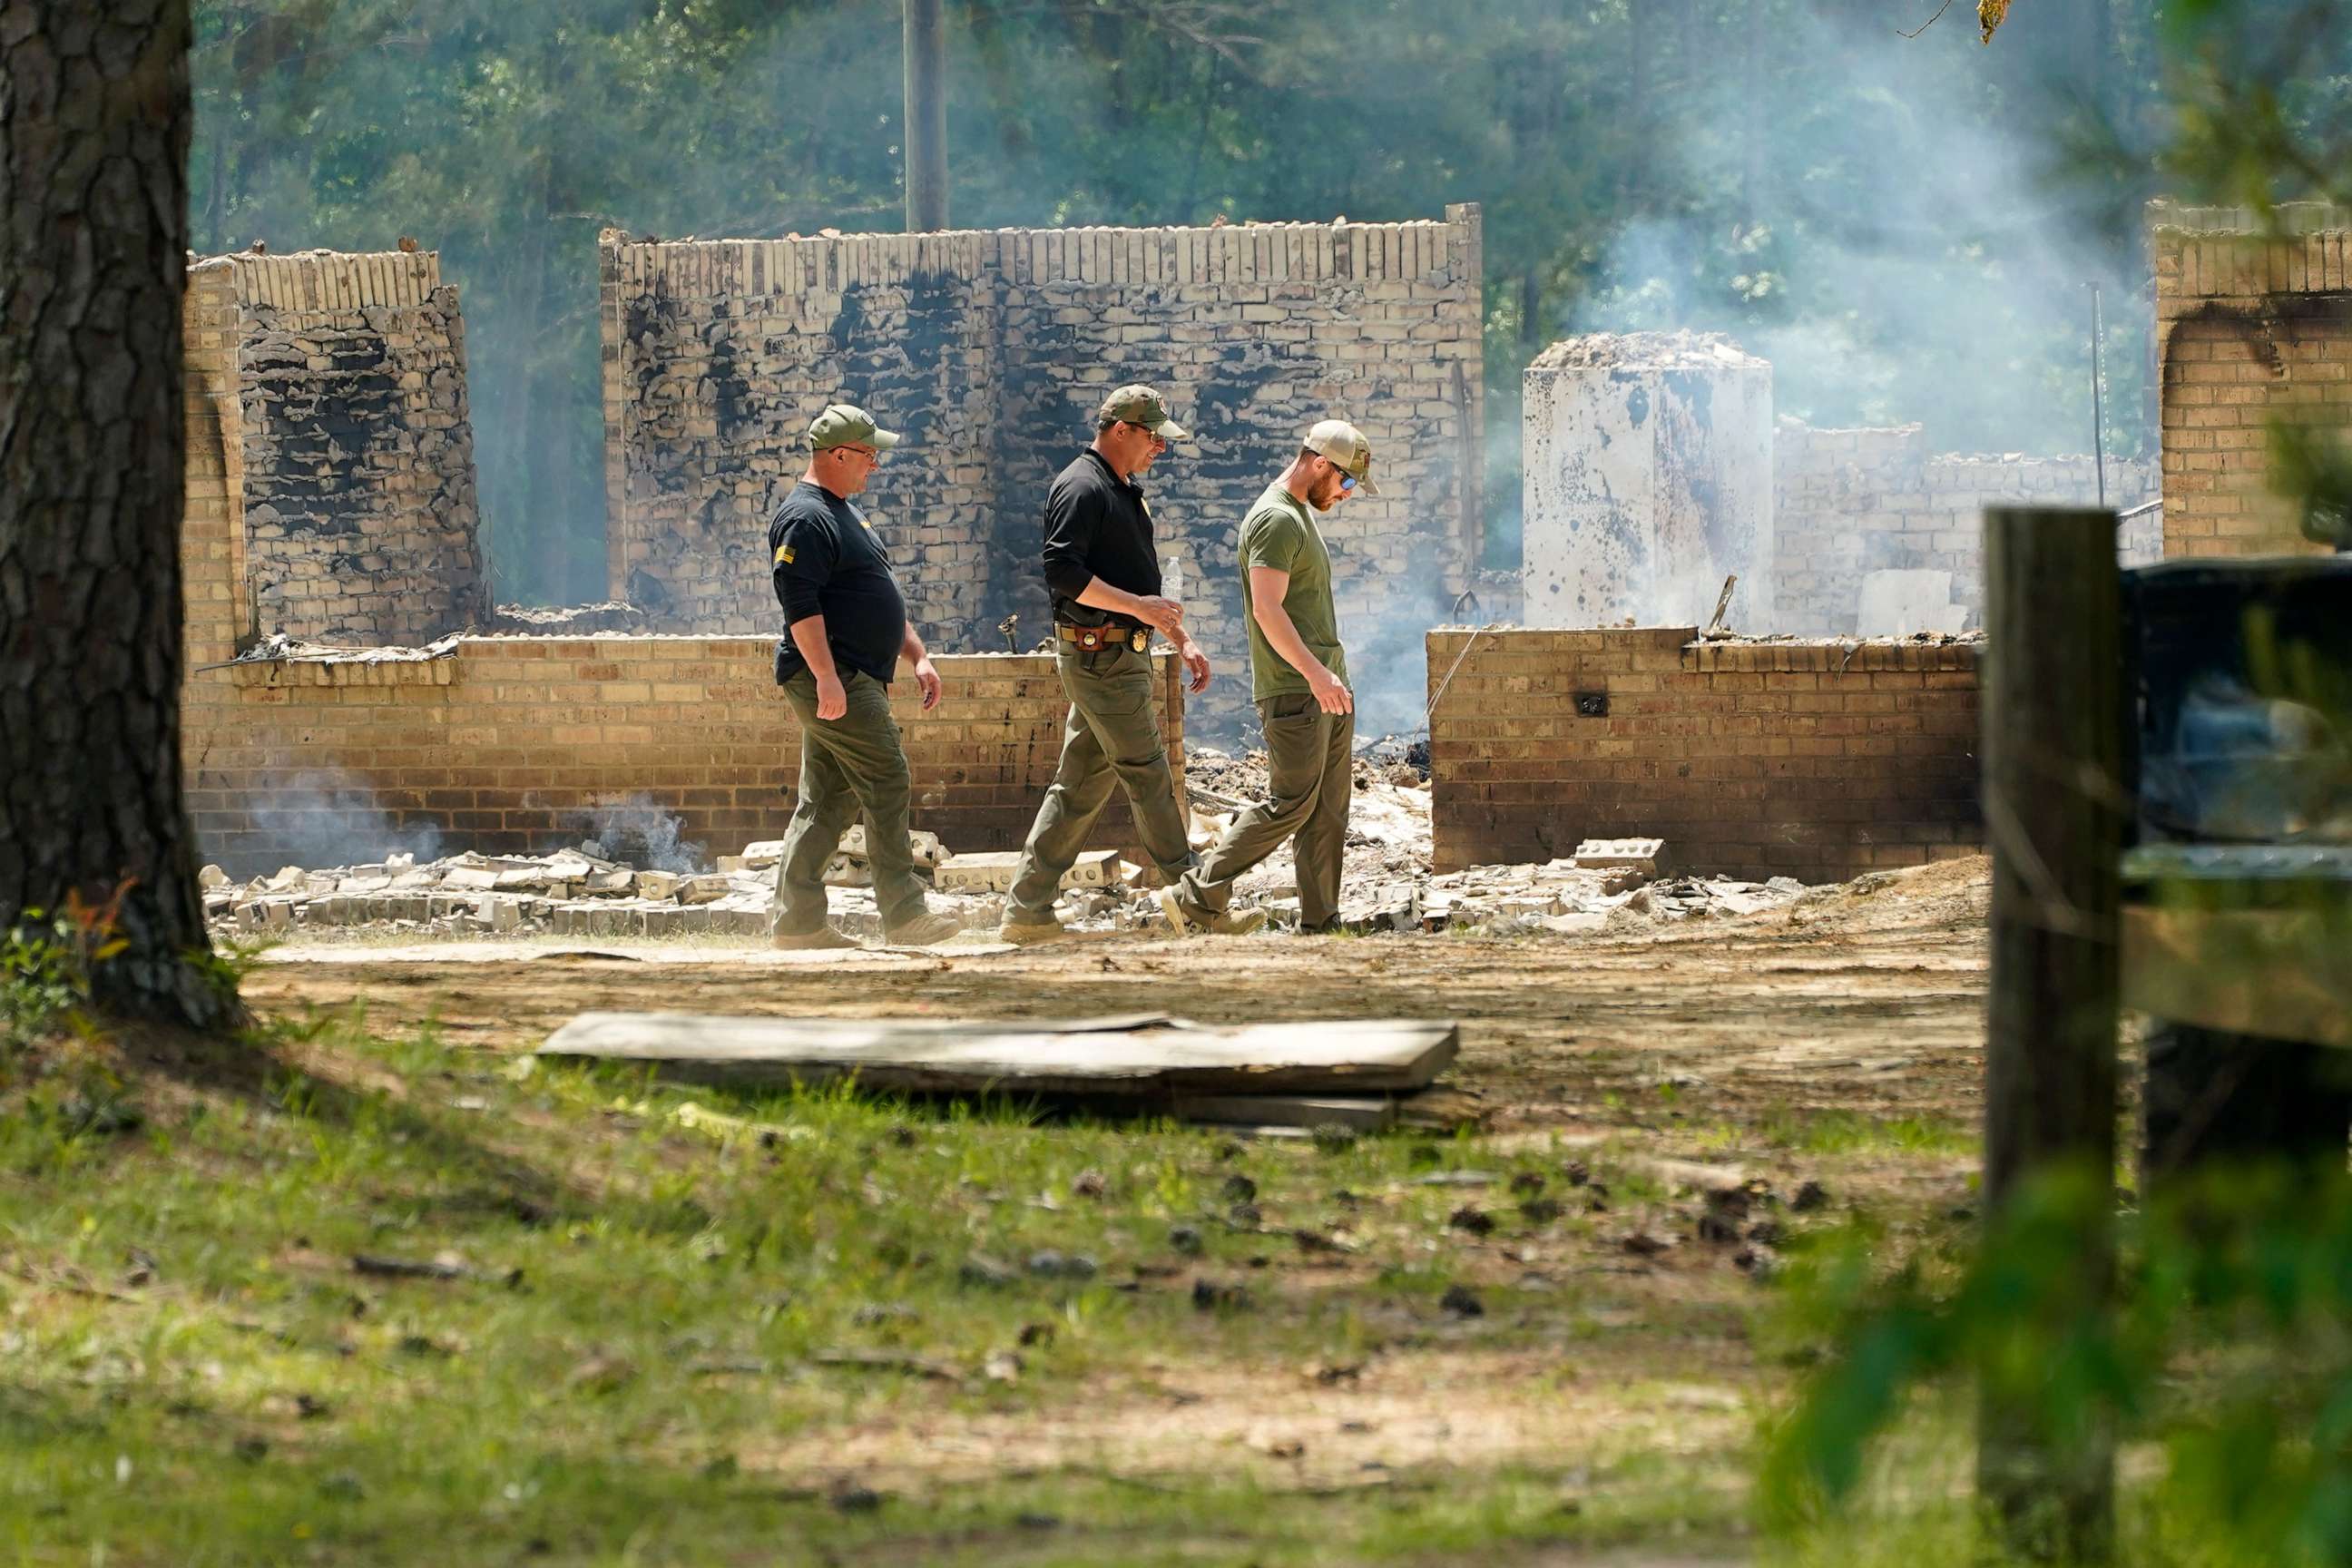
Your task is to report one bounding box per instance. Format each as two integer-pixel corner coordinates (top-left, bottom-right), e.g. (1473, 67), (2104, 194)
(775, 543), (796, 565)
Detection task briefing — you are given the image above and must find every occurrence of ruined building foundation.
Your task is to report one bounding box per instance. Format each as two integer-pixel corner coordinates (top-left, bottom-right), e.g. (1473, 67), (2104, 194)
(172, 204), (2352, 882)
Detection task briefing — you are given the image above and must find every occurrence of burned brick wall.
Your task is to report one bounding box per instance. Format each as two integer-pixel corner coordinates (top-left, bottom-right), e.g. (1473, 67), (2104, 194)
(220, 251), (485, 643)
(600, 210), (1485, 736)
(2152, 201), (2352, 559)
(601, 239), (999, 637)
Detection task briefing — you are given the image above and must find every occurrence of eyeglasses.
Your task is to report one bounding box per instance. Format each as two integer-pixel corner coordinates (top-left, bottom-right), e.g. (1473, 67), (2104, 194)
(828, 444), (879, 463)
(1121, 421), (1169, 448)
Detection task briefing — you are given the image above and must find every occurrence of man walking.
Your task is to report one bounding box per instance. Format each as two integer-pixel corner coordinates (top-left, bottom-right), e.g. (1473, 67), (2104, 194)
(997, 386), (1213, 943)
(768, 403), (960, 950)
(1158, 420), (1377, 937)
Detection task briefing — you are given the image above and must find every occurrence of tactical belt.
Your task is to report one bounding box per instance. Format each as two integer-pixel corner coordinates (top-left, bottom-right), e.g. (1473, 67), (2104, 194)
(1055, 622), (1149, 653)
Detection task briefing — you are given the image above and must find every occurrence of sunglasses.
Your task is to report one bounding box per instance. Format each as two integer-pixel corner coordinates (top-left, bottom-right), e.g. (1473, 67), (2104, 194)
(1121, 421), (1169, 447)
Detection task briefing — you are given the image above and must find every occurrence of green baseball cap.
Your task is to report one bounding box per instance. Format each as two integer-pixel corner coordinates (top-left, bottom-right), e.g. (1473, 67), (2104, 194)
(1097, 384), (1191, 441)
(1304, 418), (1381, 495)
(807, 403), (902, 452)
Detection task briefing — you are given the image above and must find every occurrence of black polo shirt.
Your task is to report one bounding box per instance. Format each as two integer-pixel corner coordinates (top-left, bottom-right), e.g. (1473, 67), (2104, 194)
(769, 480), (906, 685)
(1041, 449), (1161, 628)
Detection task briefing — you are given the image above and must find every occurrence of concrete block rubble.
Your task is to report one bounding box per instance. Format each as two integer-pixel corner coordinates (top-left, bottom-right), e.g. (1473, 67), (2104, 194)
(201, 748), (1818, 943)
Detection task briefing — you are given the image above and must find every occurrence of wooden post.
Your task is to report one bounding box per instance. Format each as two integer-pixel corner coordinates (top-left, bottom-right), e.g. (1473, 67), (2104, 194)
(902, 0), (948, 232)
(1977, 505), (2124, 1562)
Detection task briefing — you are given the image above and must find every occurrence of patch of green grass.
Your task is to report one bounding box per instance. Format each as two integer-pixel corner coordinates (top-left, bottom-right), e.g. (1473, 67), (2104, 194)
(1754, 1109), (1975, 1159)
(0, 1006), (1759, 1564)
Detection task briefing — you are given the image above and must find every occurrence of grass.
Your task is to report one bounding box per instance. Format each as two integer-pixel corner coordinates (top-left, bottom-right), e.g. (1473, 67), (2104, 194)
(1751, 1109), (1975, 1159)
(0, 1004), (1761, 1566)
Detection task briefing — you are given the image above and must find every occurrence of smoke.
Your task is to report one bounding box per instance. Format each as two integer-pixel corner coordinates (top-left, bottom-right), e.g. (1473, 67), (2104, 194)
(1567, 4), (2154, 463)
(239, 769), (445, 872)
(560, 794), (709, 875)
(1347, 616), (1442, 744)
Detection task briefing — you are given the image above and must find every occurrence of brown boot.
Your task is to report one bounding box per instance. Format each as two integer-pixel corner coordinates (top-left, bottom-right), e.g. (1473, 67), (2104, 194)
(997, 916), (1073, 946)
(883, 908), (962, 947)
(772, 925), (858, 951)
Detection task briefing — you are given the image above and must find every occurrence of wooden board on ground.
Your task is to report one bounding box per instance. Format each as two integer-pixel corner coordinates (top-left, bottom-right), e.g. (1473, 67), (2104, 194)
(538, 1012), (1459, 1096)
(1164, 1093), (1402, 1132)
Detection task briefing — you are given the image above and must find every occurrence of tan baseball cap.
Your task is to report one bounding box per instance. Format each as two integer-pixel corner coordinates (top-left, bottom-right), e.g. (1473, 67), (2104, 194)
(1097, 384), (1191, 441)
(808, 403), (902, 451)
(1304, 418), (1380, 495)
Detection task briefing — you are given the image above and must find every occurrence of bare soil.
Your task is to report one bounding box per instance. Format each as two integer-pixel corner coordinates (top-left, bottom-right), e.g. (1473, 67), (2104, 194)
(245, 855), (1990, 1142)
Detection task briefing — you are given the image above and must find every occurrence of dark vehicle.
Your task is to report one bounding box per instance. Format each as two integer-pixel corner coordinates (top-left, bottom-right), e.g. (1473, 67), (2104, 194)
(2122, 551), (2352, 1181)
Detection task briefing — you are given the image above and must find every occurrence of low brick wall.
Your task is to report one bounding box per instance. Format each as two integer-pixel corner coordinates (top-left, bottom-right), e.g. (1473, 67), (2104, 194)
(1426, 629), (1979, 881)
(181, 643), (1183, 876)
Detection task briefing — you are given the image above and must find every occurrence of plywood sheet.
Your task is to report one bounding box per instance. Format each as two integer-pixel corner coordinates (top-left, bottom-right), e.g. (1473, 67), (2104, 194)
(539, 1013), (1459, 1095)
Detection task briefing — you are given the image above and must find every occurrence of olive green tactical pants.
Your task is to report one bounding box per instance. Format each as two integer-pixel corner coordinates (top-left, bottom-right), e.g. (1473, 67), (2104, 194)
(772, 668), (930, 934)
(1006, 644), (1198, 923)
(1176, 692), (1355, 930)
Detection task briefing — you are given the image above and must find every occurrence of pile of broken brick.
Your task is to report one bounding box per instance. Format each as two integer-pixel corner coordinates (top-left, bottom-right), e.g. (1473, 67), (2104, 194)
(201, 828), (1814, 944)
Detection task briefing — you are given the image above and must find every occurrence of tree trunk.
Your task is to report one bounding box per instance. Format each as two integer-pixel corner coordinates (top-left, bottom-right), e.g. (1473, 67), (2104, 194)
(902, 0), (949, 231)
(0, 0), (238, 1029)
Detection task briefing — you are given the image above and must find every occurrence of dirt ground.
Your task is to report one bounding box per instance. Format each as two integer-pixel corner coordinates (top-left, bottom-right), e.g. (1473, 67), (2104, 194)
(244, 855), (1991, 1144)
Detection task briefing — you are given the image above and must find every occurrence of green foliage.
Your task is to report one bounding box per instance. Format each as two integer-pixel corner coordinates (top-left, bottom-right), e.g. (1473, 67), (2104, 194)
(2267, 419), (2352, 547)
(1, 889), (130, 1060)
(1762, 1161), (2352, 1565)
(1, 916), (89, 1057)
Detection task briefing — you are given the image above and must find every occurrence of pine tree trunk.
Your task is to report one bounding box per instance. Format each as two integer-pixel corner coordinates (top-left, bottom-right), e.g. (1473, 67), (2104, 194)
(0, 0), (239, 1029)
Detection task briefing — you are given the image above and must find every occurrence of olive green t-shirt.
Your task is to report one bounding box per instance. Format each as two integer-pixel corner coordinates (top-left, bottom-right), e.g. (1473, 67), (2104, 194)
(1239, 482), (1349, 704)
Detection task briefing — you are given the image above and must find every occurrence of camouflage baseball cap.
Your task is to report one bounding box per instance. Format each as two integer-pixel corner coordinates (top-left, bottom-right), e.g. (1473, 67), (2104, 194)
(1303, 418), (1381, 495)
(1097, 384), (1191, 441)
(807, 403), (902, 451)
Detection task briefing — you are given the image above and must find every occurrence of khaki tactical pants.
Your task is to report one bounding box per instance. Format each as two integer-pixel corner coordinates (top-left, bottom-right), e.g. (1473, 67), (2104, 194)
(1176, 692), (1355, 929)
(1006, 643), (1197, 923)
(772, 668), (929, 934)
